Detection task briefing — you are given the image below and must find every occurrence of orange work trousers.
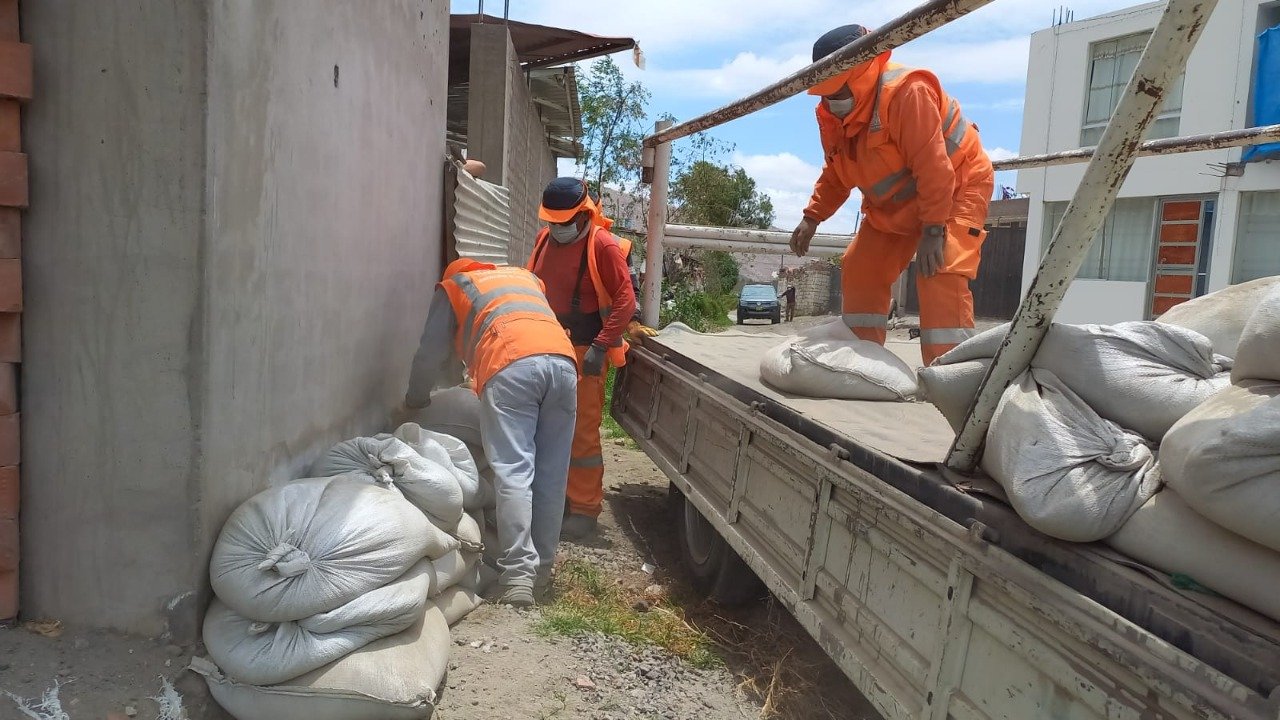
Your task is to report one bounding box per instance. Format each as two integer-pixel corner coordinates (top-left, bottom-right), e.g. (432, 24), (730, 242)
(842, 218), (988, 365)
(566, 344), (606, 517)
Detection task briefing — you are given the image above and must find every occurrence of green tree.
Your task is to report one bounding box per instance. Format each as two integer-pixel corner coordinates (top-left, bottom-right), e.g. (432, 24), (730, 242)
(575, 56), (651, 196)
(670, 160), (775, 230)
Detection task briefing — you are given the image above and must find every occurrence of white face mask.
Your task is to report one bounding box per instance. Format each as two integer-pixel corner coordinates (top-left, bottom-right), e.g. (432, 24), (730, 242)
(550, 221), (588, 245)
(826, 97), (854, 118)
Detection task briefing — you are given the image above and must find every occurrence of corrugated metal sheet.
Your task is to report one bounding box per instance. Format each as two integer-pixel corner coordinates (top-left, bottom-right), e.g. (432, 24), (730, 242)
(452, 164), (512, 266)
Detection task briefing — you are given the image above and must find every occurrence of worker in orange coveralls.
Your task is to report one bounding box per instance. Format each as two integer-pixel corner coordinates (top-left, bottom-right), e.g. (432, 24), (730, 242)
(789, 24), (994, 365)
(527, 178), (639, 540)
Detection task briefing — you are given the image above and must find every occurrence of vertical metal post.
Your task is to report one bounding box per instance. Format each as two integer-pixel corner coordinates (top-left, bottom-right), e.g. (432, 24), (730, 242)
(946, 0), (1218, 473)
(642, 119), (673, 328)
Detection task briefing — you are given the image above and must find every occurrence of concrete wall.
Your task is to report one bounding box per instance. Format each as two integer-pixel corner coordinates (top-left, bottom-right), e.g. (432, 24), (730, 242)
(1017, 0), (1280, 322)
(21, 0), (448, 638)
(466, 23), (555, 266)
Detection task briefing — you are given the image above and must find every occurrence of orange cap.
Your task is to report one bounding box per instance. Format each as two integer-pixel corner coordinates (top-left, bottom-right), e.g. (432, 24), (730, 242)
(442, 257), (496, 280)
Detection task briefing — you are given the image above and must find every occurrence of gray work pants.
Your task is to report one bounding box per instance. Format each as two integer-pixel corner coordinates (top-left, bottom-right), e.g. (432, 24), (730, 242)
(479, 354), (578, 588)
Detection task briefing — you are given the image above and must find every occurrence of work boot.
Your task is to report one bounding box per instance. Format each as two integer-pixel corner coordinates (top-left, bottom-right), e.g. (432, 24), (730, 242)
(495, 584), (535, 609)
(560, 513), (598, 540)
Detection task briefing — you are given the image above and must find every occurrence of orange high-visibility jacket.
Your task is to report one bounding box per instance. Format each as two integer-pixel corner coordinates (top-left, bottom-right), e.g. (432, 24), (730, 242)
(804, 62), (992, 235)
(527, 226), (633, 367)
(440, 265), (575, 394)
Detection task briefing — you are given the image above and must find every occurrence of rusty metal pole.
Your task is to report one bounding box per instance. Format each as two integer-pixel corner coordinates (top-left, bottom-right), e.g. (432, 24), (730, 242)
(946, 0), (1219, 473)
(641, 119), (673, 328)
(643, 0), (995, 148)
(992, 123), (1280, 171)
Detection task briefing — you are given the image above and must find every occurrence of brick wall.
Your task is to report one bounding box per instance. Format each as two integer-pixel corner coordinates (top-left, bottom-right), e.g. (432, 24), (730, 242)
(0, 0), (27, 622)
(780, 260), (835, 317)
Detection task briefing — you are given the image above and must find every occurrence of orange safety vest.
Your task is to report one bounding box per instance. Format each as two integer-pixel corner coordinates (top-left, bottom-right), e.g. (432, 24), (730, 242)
(814, 63), (988, 235)
(527, 226), (632, 367)
(440, 266), (575, 394)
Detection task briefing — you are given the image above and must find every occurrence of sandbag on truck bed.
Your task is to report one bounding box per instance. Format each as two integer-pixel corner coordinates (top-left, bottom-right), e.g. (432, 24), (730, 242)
(760, 319), (917, 401)
(1157, 275), (1280, 359)
(1106, 490), (1280, 622)
(1161, 380), (1280, 553)
(194, 604), (451, 720)
(1230, 284), (1280, 383)
(312, 436), (464, 529)
(982, 369), (1160, 542)
(210, 476), (459, 622)
(919, 322), (1229, 441)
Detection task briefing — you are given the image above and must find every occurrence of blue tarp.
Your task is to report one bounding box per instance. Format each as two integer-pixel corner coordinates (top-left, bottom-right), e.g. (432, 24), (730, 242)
(1244, 25), (1280, 163)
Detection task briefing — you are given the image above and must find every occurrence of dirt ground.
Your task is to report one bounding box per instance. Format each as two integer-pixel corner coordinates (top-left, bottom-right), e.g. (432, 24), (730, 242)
(0, 439), (878, 720)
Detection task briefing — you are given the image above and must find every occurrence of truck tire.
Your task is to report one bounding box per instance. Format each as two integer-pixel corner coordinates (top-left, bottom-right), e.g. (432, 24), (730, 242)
(673, 489), (766, 606)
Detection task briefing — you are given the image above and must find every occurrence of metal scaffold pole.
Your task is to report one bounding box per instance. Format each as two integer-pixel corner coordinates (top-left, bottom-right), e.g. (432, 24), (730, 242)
(641, 119), (673, 328)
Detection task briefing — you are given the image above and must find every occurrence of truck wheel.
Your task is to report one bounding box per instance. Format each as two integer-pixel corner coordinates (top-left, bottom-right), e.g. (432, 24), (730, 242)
(674, 489), (766, 606)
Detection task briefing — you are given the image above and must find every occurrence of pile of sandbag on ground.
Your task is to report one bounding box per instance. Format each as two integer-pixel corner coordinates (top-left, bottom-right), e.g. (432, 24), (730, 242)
(920, 320), (1231, 440)
(1105, 285), (1280, 622)
(759, 318), (918, 401)
(195, 417), (491, 719)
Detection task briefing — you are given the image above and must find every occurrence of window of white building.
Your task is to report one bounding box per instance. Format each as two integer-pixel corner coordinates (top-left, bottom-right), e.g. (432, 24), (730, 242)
(1232, 191), (1280, 283)
(1081, 32), (1184, 147)
(1044, 198), (1156, 281)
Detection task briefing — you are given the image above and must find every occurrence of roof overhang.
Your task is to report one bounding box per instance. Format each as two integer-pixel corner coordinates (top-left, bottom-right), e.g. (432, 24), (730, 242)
(448, 14), (636, 86)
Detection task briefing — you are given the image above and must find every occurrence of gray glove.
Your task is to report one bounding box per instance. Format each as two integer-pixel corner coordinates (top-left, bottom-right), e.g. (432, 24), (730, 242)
(582, 344), (606, 377)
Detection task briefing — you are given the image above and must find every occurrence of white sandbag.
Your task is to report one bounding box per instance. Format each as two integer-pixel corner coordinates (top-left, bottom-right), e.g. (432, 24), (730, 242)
(1231, 285), (1280, 383)
(466, 441), (490, 473)
(454, 511), (483, 553)
(382, 423), (485, 512)
(1035, 322), (1230, 441)
(1161, 380), (1280, 552)
(917, 358), (990, 433)
(1157, 275), (1280, 359)
(760, 321), (917, 401)
(1107, 490), (1280, 622)
(982, 370), (1160, 542)
(408, 386), (483, 447)
(312, 436), (464, 529)
(193, 605), (450, 720)
(933, 323), (1009, 364)
(433, 585), (483, 626)
(204, 560), (434, 685)
(210, 476), (458, 622)
(428, 549), (479, 597)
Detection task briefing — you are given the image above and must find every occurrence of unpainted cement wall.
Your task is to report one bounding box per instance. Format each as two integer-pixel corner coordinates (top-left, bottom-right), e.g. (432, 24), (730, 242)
(20, 0), (448, 637)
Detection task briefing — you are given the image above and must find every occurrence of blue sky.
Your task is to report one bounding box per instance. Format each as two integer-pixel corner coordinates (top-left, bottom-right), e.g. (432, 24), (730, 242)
(508, 0), (1141, 233)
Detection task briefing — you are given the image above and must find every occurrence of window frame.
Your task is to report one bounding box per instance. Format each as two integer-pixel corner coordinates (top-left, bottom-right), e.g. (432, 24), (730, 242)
(1079, 31), (1184, 147)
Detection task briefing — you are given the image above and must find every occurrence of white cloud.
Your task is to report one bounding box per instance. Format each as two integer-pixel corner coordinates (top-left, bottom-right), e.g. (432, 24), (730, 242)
(731, 151), (861, 235)
(650, 51), (812, 99)
(986, 146), (1019, 161)
(892, 37), (1032, 85)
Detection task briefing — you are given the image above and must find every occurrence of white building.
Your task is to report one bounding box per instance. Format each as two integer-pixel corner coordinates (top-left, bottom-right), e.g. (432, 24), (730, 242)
(1017, 0), (1280, 323)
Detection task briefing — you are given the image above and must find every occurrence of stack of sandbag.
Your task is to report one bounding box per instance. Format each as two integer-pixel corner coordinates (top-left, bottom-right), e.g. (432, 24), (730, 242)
(406, 386), (497, 517)
(1107, 285), (1280, 621)
(981, 369), (1160, 542)
(759, 319), (918, 401)
(920, 321), (1230, 440)
(197, 426), (491, 719)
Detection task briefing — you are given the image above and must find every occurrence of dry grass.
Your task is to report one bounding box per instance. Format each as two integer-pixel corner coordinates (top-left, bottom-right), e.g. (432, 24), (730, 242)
(536, 559), (720, 669)
(693, 601), (851, 720)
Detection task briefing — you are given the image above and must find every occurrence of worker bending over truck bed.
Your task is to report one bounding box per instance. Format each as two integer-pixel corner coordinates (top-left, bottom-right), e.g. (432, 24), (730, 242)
(790, 23), (995, 365)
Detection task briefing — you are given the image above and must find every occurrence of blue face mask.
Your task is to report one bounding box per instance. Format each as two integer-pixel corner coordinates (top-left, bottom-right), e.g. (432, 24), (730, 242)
(550, 221), (587, 244)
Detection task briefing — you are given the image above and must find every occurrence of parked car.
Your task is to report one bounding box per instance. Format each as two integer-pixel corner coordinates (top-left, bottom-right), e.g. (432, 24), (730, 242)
(737, 284), (780, 324)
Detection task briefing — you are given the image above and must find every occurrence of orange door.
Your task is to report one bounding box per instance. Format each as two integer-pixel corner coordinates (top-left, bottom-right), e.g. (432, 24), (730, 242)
(1149, 198), (1215, 319)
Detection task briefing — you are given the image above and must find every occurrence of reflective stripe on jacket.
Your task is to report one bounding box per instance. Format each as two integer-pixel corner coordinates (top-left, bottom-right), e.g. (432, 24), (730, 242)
(440, 267), (575, 394)
(805, 63), (992, 235)
(528, 226), (633, 367)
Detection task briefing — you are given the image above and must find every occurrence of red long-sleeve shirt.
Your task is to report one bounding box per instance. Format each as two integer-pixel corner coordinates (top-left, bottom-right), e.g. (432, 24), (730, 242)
(529, 228), (635, 348)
